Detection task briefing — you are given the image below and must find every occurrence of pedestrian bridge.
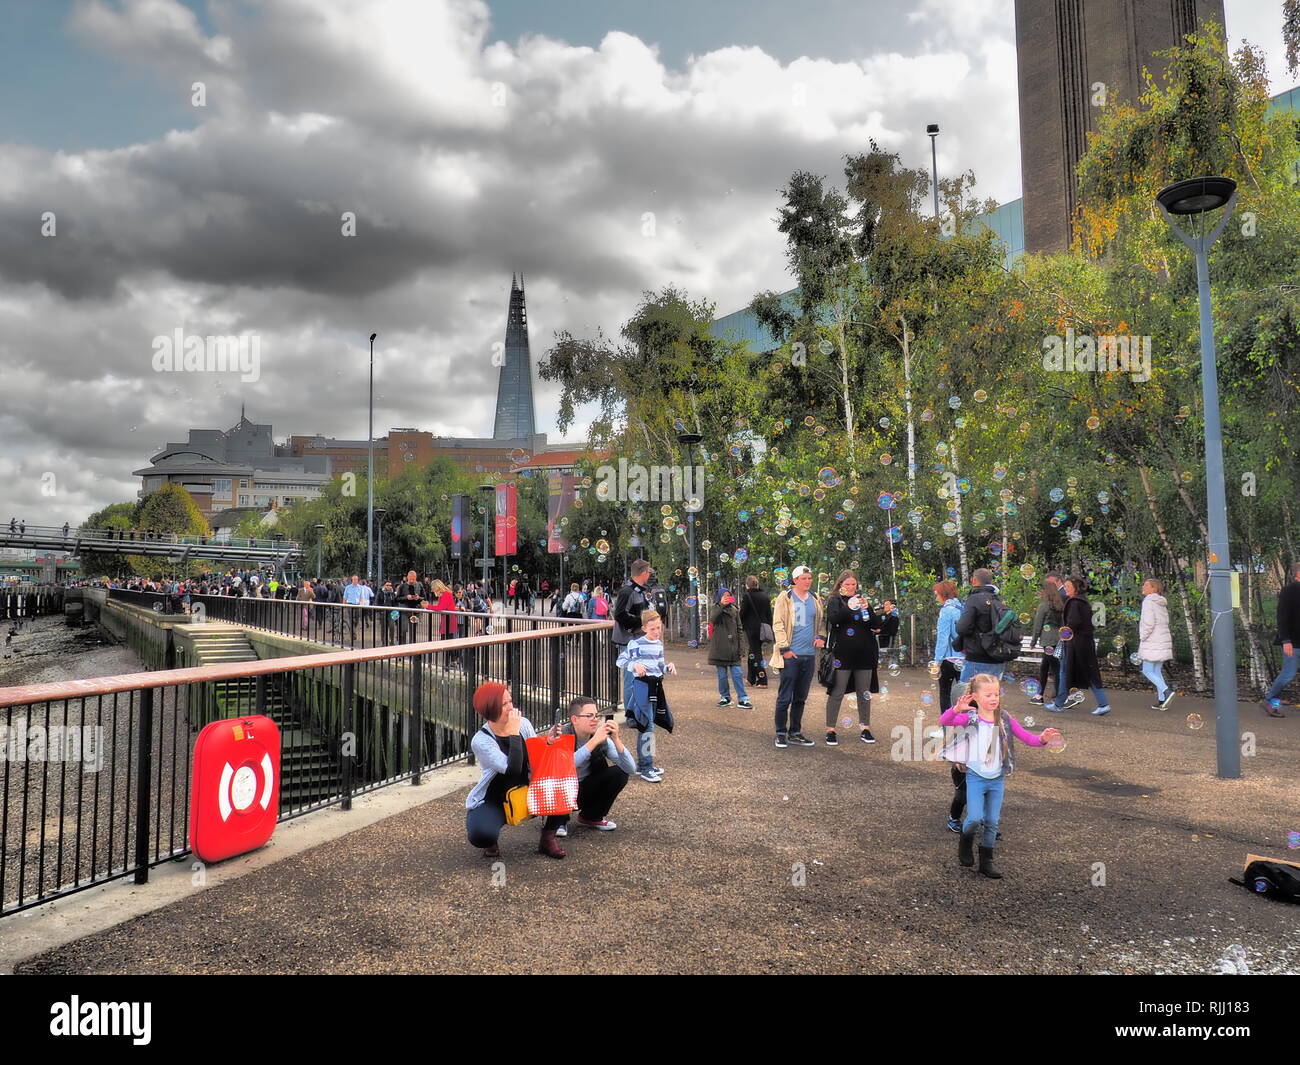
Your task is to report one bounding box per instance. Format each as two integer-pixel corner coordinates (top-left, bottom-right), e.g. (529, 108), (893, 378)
(0, 524), (301, 566)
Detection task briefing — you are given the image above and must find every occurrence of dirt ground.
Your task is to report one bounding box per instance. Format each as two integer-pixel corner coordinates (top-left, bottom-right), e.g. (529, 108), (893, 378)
(14, 649), (1300, 975)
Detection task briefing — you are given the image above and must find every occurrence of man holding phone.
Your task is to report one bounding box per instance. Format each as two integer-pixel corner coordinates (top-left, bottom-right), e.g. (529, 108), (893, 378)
(554, 696), (637, 835)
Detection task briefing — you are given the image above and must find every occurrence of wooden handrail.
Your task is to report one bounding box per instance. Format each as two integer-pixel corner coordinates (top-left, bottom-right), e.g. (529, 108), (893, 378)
(0, 620), (611, 707)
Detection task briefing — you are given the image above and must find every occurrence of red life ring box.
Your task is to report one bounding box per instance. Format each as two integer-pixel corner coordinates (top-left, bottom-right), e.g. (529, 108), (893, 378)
(190, 715), (280, 863)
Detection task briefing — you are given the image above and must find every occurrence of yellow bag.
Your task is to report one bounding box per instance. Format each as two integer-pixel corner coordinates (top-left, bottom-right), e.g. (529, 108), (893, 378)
(503, 785), (534, 826)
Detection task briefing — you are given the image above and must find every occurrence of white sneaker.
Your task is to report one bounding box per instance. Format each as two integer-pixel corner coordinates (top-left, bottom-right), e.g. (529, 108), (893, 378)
(1062, 690), (1085, 709)
(555, 824), (568, 837)
(637, 770), (662, 783)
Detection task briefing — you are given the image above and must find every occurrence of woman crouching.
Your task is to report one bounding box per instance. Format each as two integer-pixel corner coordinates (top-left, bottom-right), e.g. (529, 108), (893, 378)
(464, 682), (567, 859)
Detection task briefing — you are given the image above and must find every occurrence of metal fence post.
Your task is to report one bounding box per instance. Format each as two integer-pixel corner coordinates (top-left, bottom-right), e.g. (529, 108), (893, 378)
(341, 662), (355, 811)
(582, 630), (595, 699)
(549, 639), (563, 726)
(255, 674), (267, 718)
(465, 647), (479, 766)
(133, 687), (154, 885)
(411, 653), (423, 785)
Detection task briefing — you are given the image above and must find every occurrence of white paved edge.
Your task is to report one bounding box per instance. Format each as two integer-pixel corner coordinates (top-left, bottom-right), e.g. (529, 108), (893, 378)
(0, 763), (478, 974)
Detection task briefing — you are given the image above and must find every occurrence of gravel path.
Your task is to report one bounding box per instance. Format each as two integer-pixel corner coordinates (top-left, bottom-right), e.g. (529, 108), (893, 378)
(14, 651), (1300, 974)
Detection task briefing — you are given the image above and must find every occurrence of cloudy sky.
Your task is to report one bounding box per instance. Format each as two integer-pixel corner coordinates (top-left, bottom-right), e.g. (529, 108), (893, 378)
(0, 0), (1291, 527)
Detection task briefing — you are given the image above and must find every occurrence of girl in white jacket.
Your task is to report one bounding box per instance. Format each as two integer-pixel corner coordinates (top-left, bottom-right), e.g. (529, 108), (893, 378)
(1138, 579), (1175, 710)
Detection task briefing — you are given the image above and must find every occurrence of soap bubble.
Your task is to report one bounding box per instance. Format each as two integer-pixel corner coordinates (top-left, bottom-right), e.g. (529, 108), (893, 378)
(921, 691), (934, 706)
(948, 395), (961, 409)
(887, 660), (901, 677)
(1086, 415), (1100, 430)
(974, 389), (988, 403)
(734, 548), (749, 563)
(1058, 626), (1073, 641)
(887, 526), (902, 542)
(942, 522), (958, 536)
(1049, 487), (1065, 502)
(880, 453), (892, 465)
(1186, 713), (1204, 730)
(878, 416), (891, 428)
(928, 662), (940, 678)
(1043, 729), (1067, 753)
(841, 715), (856, 729)
(1287, 831), (1300, 850)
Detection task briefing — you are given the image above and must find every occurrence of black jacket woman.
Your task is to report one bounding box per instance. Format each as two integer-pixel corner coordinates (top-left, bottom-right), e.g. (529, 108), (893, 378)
(708, 588), (751, 707)
(822, 569), (883, 745)
(1046, 575), (1112, 715)
(739, 576), (773, 688)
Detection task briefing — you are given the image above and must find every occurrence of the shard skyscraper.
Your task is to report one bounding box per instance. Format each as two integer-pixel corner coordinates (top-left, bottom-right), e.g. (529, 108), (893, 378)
(492, 274), (537, 440)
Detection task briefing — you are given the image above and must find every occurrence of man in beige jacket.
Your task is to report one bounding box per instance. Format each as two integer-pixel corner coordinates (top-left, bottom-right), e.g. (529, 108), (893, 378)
(769, 566), (827, 747)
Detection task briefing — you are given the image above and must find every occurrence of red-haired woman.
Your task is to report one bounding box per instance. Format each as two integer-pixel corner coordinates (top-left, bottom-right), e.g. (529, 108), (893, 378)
(465, 682), (566, 859)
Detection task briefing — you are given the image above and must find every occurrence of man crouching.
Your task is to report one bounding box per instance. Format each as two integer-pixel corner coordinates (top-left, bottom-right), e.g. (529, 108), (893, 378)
(555, 696), (637, 836)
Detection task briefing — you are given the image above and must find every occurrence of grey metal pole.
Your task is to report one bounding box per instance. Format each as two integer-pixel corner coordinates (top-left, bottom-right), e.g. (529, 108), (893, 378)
(928, 127), (940, 219)
(367, 334), (375, 582)
(1194, 243), (1239, 779)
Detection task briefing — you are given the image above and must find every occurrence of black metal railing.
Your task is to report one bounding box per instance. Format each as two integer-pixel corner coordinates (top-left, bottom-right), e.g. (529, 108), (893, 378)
(0, 619), (617, 917)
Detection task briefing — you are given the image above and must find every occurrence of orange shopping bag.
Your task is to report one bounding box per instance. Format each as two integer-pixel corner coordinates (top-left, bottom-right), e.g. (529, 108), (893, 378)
(524, 734), (578, 816)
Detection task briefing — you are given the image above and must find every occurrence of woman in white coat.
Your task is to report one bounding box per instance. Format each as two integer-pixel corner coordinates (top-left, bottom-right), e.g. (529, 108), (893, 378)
(1138, 578), (1175, 710)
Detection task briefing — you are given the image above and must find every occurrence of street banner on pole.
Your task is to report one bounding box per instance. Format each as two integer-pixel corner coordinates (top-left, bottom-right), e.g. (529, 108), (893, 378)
(547, 475), (579, 554)
(495, 483), (517, 557)
(450, 494), (469, 559)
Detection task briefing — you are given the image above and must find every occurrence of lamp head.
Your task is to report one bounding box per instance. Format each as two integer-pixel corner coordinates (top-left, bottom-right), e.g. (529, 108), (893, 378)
(926, 123), (939, 135)
(369, 333), (377, 342)
(1155, 176), (1236, 216)
(677, 432), (703, 446)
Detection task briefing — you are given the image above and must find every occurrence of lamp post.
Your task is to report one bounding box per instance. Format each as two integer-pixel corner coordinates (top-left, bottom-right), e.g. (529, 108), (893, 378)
(373, 508), (387, 588)
(478, 484), (494, 594)
(1155, 175), (1239, 780)
(926, 123), (940, 219)
(314, 523), (325, 579)
(678, 432), (703, 646)
(366, 332), (377, 582)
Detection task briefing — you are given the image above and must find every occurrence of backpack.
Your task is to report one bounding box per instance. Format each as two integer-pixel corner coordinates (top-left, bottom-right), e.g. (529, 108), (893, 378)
(975, 595), (1024, 662)
(1231, 857), (1300, 903)
(594, 596), (609, 617)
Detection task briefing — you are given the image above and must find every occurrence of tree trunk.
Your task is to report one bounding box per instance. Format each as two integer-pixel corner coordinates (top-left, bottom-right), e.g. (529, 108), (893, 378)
(947, 434), (970, 585)
(1240, 561), (1267, 693)
(1138, 466), (1206, 691)
(835, 314), (855, 465)
(899, 316), (918, 542)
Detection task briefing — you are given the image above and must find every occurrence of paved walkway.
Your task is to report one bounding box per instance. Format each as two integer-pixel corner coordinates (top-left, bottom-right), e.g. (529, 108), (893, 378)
(14, 652), (1300, 974)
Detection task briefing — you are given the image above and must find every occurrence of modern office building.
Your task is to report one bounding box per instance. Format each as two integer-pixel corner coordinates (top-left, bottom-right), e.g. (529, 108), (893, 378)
(133, 409), (332, 519)
(493, 274), (538, 439)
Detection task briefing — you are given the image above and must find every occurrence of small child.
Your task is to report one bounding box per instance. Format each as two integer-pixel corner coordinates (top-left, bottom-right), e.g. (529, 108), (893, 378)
(939, 673), (1060, 879)
(615, 609), (677, 782)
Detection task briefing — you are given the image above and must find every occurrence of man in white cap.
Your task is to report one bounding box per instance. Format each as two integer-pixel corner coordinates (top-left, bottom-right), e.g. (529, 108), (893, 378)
(769, 565), (827, 747)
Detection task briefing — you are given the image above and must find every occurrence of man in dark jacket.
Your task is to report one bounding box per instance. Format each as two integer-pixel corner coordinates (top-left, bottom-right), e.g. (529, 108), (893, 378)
(1263, 562), (1300, 717)
(613, 560), (654, 712)
(739, 576), (772, 688)
(954, 569), (1008, 685)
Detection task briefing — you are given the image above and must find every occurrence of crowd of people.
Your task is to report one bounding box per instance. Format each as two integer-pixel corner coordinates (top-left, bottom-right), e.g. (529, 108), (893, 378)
(464, 557), (1300, 880)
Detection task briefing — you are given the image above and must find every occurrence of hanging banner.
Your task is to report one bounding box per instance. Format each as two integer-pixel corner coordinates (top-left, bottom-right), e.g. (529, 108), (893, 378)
(495, 483), (517, 557)
(547, 474), (580, 554)
(449, 494), (469, 559)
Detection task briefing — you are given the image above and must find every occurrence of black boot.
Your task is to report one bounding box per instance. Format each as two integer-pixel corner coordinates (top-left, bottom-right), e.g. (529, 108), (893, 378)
(979, 845), (1002, 879)
(958, 829), (976, 867)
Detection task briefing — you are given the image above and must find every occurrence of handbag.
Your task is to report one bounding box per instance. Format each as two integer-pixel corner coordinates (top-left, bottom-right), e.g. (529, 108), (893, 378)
(503, 784), (534, 826)
(759, 622), (775, 643)
(524, 735), (578, 816)
(817, 626), (838, 689)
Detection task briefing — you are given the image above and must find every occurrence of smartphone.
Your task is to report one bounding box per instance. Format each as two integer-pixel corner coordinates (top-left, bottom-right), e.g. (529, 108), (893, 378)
(604, 713), (615, 722)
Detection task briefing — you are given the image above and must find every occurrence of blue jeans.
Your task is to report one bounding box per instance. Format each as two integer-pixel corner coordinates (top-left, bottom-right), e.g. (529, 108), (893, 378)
(716, 665), (747, 701)
(636, 727), (655, 773)
(963, 772), (1005, 848)
(1266, 650), (1298, 701)
(774, 654), (816, 735)
(1140, 660), (1170, 700)
(959, 660), (1004, 684)
(1048, 644), (1110, 709)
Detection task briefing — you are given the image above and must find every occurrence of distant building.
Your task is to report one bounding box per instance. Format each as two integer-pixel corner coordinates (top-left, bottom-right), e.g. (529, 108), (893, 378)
(135, 276), (580, 508)
(493, 274), (538, 439)
(134, 408), (331, 519)
(1014, 0), (1226, 255)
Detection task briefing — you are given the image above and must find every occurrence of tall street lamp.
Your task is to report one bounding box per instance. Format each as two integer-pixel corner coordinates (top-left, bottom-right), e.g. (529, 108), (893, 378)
(374, 508), (387, 588)
(678, 432), (703, 646)
(926, 123), (940, 219)
(478, 484), (494, 593)
(367, 332), (377, 582)
(314, 523), (326, 579)
(1155, 175), (1239, 779)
